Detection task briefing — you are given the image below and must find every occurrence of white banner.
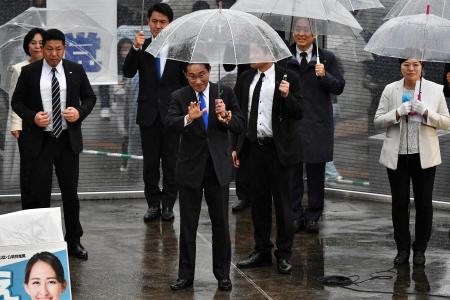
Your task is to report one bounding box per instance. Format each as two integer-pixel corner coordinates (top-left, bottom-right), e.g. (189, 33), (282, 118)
(47, 0), (118, 85)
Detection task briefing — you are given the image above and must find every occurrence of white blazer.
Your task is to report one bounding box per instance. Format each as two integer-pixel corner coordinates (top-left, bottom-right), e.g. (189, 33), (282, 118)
(8, 60), (29, 131)
(374, 78), (450, 170)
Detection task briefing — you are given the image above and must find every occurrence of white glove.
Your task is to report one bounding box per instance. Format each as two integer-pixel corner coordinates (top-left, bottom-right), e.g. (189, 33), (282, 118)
(413, 101), (427, 116)
(397, 101), (412, 117)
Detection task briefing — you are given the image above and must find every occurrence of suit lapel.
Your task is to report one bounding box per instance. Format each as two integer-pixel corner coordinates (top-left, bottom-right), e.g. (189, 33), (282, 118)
(208, 83), (218, 131)
(62, 60), (72, 106)
(35, 60), (44, 110)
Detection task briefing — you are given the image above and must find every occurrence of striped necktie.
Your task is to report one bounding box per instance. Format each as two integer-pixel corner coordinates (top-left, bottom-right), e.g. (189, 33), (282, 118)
(51, 68), (62, 138)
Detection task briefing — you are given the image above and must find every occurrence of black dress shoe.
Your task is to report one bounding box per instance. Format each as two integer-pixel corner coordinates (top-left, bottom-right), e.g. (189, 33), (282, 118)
(293, 218), (305, 233)
(68, 242), (88, 260)
(161, 207), (174, 221)
(277, 258), (292, 274)
(170, 278), (193, 290)
(144, 206), (161, 222)
(394, 251), (410, 266)
(218, 278), (232, 291)
(413, 250), (426, 266)
(306, 220), (319, 233)
(232, 198), (249, 212)
(236, 251), (272, 269)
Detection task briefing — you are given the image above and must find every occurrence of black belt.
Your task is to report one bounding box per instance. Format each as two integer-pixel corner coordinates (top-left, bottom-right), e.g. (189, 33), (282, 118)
(256, 137), (273, 145)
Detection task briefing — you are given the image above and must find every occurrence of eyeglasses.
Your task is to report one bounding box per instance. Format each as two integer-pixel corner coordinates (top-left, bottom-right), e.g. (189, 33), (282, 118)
(294, 26), (312, 34)
(186, 71), (208, 81)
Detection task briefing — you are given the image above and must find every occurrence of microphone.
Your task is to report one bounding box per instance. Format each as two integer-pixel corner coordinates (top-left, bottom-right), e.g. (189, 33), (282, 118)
(402, 93), (410, 122)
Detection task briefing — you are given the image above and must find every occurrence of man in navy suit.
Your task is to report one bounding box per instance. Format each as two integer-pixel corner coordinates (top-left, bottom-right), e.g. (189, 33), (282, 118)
(123, 3), (187, 222)
(166, 62), (244, 291)
(12, 29), (96, 259)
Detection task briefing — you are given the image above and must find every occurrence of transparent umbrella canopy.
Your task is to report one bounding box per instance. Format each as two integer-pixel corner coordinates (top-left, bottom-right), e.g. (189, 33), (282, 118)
(338, 0), (384, 11)
(364, 13), (450, 63)
(146, 8), (292, 65)
(230, 0), (363, 37)
(0, 7), (114, 93)
(385, 0), (450, 19)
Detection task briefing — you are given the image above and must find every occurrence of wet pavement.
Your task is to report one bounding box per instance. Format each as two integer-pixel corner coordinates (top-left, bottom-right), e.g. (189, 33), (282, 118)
(1, 194), (449, 299)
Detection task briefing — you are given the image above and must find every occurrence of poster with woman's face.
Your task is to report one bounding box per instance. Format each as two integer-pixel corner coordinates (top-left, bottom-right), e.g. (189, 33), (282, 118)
(0, 242), (71, 300)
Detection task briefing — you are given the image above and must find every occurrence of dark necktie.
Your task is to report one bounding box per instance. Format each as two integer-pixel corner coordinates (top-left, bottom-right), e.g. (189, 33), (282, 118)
(155, 56), (161, 79)
(247, 72), (265, 142)
(300, 51), (308, 72)
(199, 91), (208, 129)
(51, 68), (62, 138)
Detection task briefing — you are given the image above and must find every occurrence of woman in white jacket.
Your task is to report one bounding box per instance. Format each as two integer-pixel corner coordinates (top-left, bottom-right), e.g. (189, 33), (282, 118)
(3, 28), (45, 194)
(374, 58), (450, 266)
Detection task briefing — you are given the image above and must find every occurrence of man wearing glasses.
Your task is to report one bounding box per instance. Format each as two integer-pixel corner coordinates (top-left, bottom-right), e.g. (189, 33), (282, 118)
(166, 62), (244, 291)
(288, 18), (345, 234)
(123, 3), (187, 223)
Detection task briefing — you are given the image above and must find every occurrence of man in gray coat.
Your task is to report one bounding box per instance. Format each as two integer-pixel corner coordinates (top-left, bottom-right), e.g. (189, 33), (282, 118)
(288, 18), (345, 233)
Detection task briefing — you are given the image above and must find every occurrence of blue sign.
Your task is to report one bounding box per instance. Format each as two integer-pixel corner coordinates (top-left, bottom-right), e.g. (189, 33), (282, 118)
(65, 32), (102, 72)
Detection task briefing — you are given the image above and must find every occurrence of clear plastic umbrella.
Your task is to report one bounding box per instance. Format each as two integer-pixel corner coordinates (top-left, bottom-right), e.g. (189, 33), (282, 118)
(146, 8), (292, 65)
(230, 0), (363, 37)
(338, 0), (384, 11)
(0, 7), (114, 93)
(364, 13), (450, 62)
(146, 7), (292, 93)
(385, 0), (450, 20)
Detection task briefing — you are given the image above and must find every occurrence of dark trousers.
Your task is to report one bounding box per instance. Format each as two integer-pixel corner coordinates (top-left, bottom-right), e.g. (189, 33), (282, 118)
(235, 149), (250, 201)
(387, 154), (435, 252)
(21, 131), (83, 244)
(292, 162), (326, 222)
(178, 157), (231, 280)
(247, 140), (294, 259)
(139, 117), (179, 209)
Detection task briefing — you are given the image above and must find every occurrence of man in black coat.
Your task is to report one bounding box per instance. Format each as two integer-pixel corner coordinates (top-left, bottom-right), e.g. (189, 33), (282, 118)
(123, 3), (187, 222)
(288, 18), (345, 234)
(443, 63), (450, 97)
(167, 63), (244, 291)
(233, 48), (303, 274)
(11, 29), (96, 259)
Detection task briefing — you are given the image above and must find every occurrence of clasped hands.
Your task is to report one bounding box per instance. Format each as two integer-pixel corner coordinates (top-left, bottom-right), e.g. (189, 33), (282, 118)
(397, 100), (428, 118)
(187, 99), (231, 124)
(34, 107), (80, 127)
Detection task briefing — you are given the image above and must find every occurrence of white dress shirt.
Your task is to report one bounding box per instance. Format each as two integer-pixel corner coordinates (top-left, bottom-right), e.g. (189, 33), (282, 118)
(248, 64), (275, 138)
(185, 83), (210, 126)
(296, 44), (313, 64)
(40, 59), (67, 131)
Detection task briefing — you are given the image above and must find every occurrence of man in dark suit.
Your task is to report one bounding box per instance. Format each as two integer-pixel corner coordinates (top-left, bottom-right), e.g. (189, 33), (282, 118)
(123, 3), (187, 222)
(11, 29), (96, 260)
(288, 18), (345, 234)
(234, 45), (303, 274)
(443, 63), (450, 97)
(167, 63), (244, 291)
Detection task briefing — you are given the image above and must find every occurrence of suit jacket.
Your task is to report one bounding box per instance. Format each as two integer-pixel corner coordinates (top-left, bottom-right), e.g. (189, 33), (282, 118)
(166, 83), (244, 188)
(443, 63), (450, 97)
(8, 60), (29, 132)
(234, 65), (303, 167)
(286, 44), (345, 163)
(374, 78), (450, 170)
(11, 59), (96, 157)
(122, 38), (187, 127)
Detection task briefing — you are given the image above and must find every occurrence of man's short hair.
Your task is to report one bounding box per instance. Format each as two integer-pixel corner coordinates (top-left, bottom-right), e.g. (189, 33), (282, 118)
(192, 0), (210, 11)
(43, 29), (65, 46)
(184, 62), (211, 73)
(148, 3), (174, 22)
(23, 28), (46, 56)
